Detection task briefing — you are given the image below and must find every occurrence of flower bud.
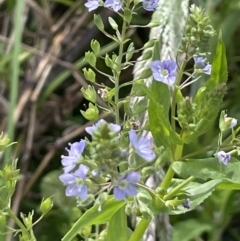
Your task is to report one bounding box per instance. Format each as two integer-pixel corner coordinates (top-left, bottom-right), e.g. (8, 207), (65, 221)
(108, 16), (118, 30)
(82, 68), (96, 83)
(126, 42), (135, 62)
(0, 133), (10, 152)
(139, 68), (152, 79)
(20, 212), (33, 228)
(80, 103), (99, 121)
(124, 8), (132, 24)
(94, 14), (104, 31)
(80, 225), (92, 238)
(219, 111), (237, 132)
(105, 54), (114, 68)
(81, 86), (97, 103)
(90, 40), (101, 55)
(85, 51), (96, 67)
(40, 197), (53, 215)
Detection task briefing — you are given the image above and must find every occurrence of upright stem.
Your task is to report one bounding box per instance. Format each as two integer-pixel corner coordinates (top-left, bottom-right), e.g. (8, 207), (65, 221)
(114, 8), (129, 125)
(171, 59), (188, 131)
(160, 144), (183, 190)
(128, 218), (151, 241)
(4, 0), (25, 164)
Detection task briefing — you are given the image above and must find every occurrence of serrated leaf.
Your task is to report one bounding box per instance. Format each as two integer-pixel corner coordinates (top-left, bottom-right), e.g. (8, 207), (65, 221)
(166, 179), (222, 215)
(172, 157), (240, 187)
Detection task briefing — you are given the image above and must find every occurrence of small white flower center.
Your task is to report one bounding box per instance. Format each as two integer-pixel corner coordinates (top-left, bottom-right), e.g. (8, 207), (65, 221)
(161, 69), (169, 76)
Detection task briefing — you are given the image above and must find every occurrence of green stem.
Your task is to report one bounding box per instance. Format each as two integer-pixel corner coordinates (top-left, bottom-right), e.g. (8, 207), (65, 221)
(114, 20), (128, 125)
(6, 207), (29, 237)
(160, 144), (183, 190)
(128, 218), (151, 241)
(171, 59), (188, 131)
(163, 176), (194, 200)
(4, 0), (25, 164)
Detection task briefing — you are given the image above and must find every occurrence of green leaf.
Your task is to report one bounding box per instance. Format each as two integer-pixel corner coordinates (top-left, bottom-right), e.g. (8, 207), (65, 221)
(172, 157), (240, 188)
(139, 84), (182, 148)
(173, 219), (212, 241)
(166, 179), (222, 215)
(106, 207), (128, 241)
(61, 197), (125, 241)
(206, 31), (228, 87)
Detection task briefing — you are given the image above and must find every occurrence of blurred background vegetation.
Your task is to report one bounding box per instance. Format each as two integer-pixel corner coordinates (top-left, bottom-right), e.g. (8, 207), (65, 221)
(0, 0), (240, 240)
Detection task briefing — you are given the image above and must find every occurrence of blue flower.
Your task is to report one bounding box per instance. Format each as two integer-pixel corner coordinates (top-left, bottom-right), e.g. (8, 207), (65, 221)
(85, 0), (101, 11)
(129, 129), (156, 162)
(142, 0), (159, 11)
(59, 165), (89, 200)
(194, 57), (211, 75)
(114, 172), (141, 200)
(216, 151), (231, 165)
(150, 60), (177, 86)
(61, 140), (86, 173)
(85, 119), (121, 135)
(104, 0), (122, 12)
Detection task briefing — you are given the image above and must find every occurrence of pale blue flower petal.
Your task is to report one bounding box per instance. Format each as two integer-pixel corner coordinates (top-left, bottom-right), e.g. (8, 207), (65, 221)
(129, 129), (156, 162)
(216, 151), (231, 165)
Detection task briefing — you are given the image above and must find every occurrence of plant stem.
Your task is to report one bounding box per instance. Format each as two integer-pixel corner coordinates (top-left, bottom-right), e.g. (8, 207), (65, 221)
(6, 207), (29, 237)
(163, 176), (194, 200)
(171, 59), (188, 131)
(160, 144), (183, 190)
(128, 218), (151, 241)
(4, 0), (25, 165)
(114, 21), (127, 125)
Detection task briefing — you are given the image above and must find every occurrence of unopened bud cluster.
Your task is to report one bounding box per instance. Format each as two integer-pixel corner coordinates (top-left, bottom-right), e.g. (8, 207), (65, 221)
(180, 5), (216, 55)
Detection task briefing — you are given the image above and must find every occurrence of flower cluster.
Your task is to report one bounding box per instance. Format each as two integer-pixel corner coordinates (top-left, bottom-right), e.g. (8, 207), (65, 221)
(84, 0), (159, 12)
(59, 119), (156, 202)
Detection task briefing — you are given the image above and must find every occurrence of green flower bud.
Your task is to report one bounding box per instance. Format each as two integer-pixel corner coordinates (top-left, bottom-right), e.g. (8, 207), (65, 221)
(81, 86), (97, 103)
(94, 14), (104, 31)
(126, 42), (135, 62)
(82, 67), (96, 83)
(40, 197), (53, 215)
(142, 50), (152, 60)
(80, 225), (92, 238)
(90, 40), (101, 55)
(80, 194), (95, 207)
(20, 212), (33, 228)
(108, 17), (118, 30)
(85, 51), (96, 67)
(123, 8), (132, 24)
(105, 54), (114, 68)
(219, 111), (237, 132)
(0, 133), (10, 152)
(80, 103), (99, 121)
(143, 39), (157, 49)
(139, 68), (152, 79)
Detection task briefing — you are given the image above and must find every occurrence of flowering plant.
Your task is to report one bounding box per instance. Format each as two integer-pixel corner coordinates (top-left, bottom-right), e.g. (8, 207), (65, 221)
(56, 1), (240, 241)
